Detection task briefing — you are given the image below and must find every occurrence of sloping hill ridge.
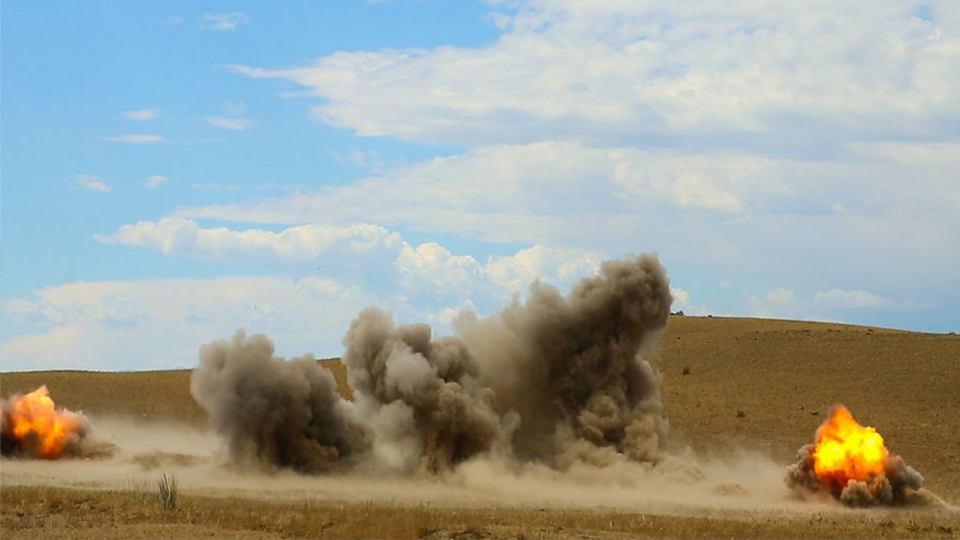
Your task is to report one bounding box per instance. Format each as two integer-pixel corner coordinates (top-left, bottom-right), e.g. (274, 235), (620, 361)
(2, 316), (958, 502)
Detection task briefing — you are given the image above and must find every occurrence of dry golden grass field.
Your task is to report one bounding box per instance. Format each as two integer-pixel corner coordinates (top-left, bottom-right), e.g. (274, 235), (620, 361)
(2, 316), (958, 539)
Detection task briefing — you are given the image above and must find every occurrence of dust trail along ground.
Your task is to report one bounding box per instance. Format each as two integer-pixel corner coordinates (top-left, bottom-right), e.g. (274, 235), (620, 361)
(0, 415), (796, 512)
(2, 316), (958, 539)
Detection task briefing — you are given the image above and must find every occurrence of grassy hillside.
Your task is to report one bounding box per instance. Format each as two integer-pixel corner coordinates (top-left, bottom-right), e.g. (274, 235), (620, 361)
(3, 316), (958, 501)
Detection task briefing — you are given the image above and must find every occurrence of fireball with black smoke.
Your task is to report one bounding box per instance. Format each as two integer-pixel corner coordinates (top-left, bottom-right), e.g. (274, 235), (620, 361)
(786, 405), (923, 506)
(1, 386), (95, 459)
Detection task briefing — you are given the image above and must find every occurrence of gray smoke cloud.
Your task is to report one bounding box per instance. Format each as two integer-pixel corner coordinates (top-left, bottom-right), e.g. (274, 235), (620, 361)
(193, 253), (673, 475)
(785, 406), (924, 506)
(190, 330), (370, 473)
(338, 253), (672, 473)
(342, 308), (514, 473)
(456, 253), (673, 468)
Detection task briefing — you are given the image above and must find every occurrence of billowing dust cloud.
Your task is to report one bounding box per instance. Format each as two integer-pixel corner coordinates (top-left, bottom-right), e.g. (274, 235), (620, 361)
(455, 254), (673, 468)
(190, 330), (370, 473)
(194, 254), (673, 475)
(1, 386), (109, 459)
(343, 307), (516, 473)
(786, 405), (923, 506)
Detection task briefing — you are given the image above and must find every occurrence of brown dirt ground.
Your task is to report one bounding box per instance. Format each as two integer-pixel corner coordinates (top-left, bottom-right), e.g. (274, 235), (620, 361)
(1, 484), (958, 540)
(2, 316), (958, 539)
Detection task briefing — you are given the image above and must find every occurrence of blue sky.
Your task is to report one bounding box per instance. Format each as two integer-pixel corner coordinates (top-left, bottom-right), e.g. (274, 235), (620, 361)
(2, 1), (958, 371)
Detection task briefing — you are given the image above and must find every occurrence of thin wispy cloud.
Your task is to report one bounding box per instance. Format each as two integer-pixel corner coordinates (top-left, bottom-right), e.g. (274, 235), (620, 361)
(202, 117), (253, 131)
(191, 182), (240, 191)
(224, 101), (246, 115)
(330, 149), (382, 171)
(164, 15), (184, 25)
(145, 175), (168, 189)
(75, 174), (111, 193)
(747, 287), (931, 321)
(122, 109), (158, 121)
(102, 134), (166, 144)
(200, 12), (249, 31)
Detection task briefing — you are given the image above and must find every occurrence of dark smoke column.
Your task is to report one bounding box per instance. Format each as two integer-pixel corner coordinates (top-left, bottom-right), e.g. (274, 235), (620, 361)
(457, 253), (673, 468)
(191, 330), (370, 473)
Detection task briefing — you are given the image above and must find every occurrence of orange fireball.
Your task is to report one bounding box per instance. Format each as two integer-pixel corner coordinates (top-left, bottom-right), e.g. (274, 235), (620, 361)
(812, 405), (888, 491)
(1, 386), (87, 459)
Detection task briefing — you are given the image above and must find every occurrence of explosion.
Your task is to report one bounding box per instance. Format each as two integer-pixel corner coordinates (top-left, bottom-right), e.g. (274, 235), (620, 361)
(812, 405), (887, 490)
(193, 253), (674, 474)
(786, 405), (923, 506)
(1, 386), (91, 459)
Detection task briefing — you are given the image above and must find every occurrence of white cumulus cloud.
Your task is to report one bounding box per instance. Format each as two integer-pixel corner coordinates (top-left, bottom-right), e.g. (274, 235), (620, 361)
(95, 217), (609, 319)
(485, 245), (602, 293)
(228, 1), (958, 148)
(96, 218), (403, 264)
(2, 233), (611, 371)
(0, 277), (375, 371)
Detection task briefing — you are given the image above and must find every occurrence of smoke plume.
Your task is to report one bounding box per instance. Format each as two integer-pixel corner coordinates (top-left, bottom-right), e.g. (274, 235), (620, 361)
(190, 330), (370, 472)
(339, 253), (673, 472)
(456, 253), (673, 468)
(194, 253), (673, 475)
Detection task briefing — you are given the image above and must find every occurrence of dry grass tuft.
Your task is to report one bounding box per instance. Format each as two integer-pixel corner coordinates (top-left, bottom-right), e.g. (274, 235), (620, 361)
(157, 473), (179, 511)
